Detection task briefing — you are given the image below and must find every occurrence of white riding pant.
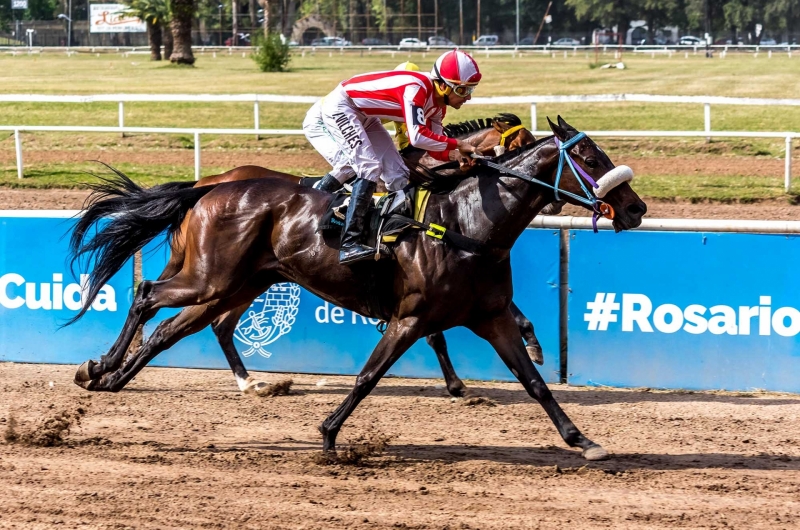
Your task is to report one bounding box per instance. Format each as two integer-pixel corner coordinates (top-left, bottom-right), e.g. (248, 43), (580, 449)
(302, 86), (410, 192)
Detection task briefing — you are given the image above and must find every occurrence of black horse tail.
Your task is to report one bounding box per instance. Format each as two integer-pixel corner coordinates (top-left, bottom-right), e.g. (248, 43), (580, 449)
(67, 167), (216, 325)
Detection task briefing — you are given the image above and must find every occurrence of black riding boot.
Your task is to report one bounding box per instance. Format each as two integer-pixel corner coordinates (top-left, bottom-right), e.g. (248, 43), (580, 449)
(339, 178), (377, 264)
(314, 173), (344, 193)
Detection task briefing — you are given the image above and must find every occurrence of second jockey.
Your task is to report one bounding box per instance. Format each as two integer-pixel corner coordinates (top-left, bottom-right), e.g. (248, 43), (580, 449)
(303, 49), (482, 264)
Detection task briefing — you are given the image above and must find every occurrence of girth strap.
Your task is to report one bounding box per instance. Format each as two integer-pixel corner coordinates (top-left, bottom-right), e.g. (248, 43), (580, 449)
(388, 213), (500, 258)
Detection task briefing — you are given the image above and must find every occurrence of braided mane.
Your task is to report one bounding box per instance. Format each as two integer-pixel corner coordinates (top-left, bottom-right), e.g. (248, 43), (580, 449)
(443, 113), (523, 138)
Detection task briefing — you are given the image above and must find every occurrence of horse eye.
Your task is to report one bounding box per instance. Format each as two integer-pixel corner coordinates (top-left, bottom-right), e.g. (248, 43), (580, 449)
(585, 158), (598, 168)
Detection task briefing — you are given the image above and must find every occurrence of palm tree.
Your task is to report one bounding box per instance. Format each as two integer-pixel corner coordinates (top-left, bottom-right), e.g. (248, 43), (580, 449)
(123, 0), (170, 61)
(170, 0), (196, 64)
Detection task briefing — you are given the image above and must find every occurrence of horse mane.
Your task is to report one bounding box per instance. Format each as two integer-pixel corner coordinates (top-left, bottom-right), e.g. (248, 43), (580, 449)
(443, 113), (523, 138)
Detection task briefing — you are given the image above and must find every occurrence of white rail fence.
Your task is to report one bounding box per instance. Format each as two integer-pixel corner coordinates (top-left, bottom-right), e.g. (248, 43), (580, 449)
(3, 93), (798, 189)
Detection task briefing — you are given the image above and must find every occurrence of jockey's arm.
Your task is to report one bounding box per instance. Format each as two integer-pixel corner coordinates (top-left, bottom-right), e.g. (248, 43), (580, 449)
(401, 85), (458, 161)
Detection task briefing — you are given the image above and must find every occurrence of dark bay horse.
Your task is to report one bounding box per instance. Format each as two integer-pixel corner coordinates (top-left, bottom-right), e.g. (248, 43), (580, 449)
(71, 117), (646, 460)
(162, 114), (543, 396)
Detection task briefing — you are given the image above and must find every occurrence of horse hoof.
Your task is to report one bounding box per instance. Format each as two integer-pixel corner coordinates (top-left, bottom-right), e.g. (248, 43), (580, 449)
(447, 384), (467, 398)
(74, 360), (97, 384)
(242, 377), (269, 395)
(582, 445), (609, 461)
(526, 345), (544, 365)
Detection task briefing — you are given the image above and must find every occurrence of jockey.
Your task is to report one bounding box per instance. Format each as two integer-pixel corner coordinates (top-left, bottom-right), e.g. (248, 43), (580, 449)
(303, 49), (482, 264)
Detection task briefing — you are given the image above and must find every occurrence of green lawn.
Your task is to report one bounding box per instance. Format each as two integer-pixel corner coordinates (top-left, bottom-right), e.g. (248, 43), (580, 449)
(1, 52), (798, 200)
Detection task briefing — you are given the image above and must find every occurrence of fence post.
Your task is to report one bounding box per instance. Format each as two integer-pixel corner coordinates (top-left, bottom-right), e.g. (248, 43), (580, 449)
(559, 228), (570, 383)
(704, 103), (711, 142)
(786, 136), (793, 193)
(254, 100), (260, 140)
(119, 101), (125, 138)
(14, 129), (23, 179)
(530, 103), (537, 131)
(194, 132), (201, 181)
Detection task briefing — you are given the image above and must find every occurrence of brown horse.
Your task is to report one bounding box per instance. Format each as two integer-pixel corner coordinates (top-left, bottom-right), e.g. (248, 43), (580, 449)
(70, 117), (646, 461)
(166, 114), (542, 396)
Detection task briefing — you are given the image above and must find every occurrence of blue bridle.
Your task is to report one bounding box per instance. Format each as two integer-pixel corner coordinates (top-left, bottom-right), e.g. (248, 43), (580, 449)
(476, 132), (613, 231)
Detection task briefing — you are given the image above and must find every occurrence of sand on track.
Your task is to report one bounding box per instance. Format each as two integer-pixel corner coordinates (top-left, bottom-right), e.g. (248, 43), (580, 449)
(1, 363), (799, 529)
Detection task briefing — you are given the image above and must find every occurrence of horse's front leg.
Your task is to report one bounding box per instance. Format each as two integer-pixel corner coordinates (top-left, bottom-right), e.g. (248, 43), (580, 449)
(470, 310), (608, 461)
(509, 302), (544, 365)
(425, 333), (467, 397)
(319, 316), (423, 452)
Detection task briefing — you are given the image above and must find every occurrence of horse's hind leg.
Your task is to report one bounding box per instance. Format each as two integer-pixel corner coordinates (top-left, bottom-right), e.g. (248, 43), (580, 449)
(510, 302), (544, 365)
(90, 304), (228, 392)
(88, 282), (274, 392)
(469, 310), (607, 461)
(75, 280), (160, 385)
(211, 303), (271, 394)
(425, 333), (466, 397)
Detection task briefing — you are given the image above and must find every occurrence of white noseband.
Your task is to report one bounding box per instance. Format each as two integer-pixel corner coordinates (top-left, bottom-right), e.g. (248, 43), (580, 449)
(595, 165), (634, 198)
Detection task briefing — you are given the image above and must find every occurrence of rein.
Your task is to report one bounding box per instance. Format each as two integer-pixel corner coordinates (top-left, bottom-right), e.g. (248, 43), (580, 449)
(475, 132), (614, 232)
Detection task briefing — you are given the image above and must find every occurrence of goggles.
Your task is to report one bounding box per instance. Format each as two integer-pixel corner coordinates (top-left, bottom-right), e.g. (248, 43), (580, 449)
(433, 64), (478, 98)
(443, 80), (477, 98)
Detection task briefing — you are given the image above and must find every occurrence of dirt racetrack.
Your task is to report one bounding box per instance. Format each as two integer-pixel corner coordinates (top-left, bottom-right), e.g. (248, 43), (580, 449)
(1, 363), (799, 529)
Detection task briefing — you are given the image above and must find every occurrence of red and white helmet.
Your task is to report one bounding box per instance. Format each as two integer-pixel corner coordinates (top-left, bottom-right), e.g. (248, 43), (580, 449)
(431, 50), (481, 97)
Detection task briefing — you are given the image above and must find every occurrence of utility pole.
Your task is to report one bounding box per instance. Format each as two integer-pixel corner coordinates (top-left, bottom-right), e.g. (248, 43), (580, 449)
(434, 0), (438, 38)
(476, 0), (480, 39)
(533, 1), (552, 45)
(458, 0), (463, 45)
(417, 0), (421, 40)
(515, 0), (519, 44)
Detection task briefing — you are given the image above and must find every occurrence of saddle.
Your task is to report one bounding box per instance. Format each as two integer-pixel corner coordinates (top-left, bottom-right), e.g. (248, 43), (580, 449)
(318, 187), (432, 260)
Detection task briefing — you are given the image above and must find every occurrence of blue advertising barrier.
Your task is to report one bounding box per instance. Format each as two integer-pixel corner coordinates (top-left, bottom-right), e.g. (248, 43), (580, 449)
(0, 214), (134, 364)
(568, 230), (800, 392)
(141, 229), (561, 383)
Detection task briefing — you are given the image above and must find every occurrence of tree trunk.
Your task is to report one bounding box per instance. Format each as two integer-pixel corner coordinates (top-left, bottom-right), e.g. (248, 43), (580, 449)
(170, 0), (196, 64)
(258, 0), (269, 36)
(249, 0), (258, 34)
(147, 19), (162, 61)
(232, 0), (239, 44)
(163, 22), (174, 58)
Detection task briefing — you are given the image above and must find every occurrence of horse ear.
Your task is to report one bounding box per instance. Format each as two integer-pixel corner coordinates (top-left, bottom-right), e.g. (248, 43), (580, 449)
(492, 118), (510, 133)
(548, 116), (567, 140)
(557, 115), (579, 136)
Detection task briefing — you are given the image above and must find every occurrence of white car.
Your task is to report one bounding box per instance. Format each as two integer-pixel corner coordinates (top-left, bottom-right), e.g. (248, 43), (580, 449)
(679, 36), (704, 45)
(553, 37), (580, 46)
(760, 38), (777, 45)
(428, 36), (455, 47)
(398, 38), (427, 49)
(474, 35), (498, 46)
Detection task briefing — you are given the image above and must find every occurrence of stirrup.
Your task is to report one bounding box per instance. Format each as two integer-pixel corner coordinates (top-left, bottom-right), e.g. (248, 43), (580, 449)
(339, 244), (375, 264)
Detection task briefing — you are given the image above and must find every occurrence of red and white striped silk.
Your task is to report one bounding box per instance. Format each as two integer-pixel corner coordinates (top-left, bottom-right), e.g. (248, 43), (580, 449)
(341, 70), (458, 161)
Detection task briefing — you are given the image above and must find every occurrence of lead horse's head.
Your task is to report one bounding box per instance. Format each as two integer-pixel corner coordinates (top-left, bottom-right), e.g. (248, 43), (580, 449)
(544, 116), (647, 231)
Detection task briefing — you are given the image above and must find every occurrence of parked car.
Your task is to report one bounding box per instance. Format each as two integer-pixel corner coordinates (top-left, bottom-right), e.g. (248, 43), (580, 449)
(224, 33), (251, 46)
(428, 36), (455, 47)
(553, 37), (580, 46)
(519, 36), (535, 45)
(398, 37), (427, 49)
(474, 34), (499, 46)
(362, 37), (389, 46)
(679, 35), (704, 45)
(760, 38), (777, 45)
(310, 36), (351, 46)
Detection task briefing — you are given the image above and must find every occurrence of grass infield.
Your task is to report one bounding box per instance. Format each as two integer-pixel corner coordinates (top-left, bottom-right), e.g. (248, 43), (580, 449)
(1, 52), (798, 200)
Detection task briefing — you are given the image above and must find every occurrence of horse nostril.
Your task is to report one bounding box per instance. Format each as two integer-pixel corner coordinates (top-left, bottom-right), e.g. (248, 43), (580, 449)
(626, 201), (646, 217)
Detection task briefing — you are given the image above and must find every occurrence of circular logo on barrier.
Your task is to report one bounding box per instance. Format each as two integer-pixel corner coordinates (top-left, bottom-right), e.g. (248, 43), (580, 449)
(234, 283), (301, 358)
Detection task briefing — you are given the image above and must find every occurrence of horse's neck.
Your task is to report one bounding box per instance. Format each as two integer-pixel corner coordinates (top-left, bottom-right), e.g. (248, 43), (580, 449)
(431, 145), (557, 250)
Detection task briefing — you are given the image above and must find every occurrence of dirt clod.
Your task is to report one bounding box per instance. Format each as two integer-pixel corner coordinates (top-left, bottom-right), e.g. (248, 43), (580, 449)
(255, 378), (294, 397)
